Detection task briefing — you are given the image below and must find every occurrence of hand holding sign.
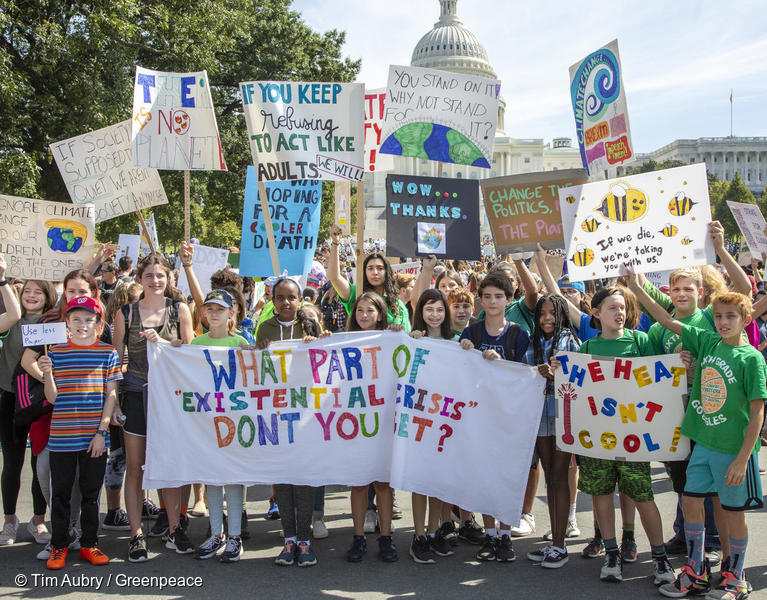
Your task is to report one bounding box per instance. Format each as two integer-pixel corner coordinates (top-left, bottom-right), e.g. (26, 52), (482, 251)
(22, 322), (68, 347)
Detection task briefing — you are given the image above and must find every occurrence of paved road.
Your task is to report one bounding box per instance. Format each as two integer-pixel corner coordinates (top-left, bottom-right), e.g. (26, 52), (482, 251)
(1, 454), (766, 599)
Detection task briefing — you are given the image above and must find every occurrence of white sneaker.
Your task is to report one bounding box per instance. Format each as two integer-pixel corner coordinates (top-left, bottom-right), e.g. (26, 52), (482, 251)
(189, 500), (208, 517)
(566, 519), (580, 538)
(27, 518), (52, 544)
(363, 509), (378, 533)
(509, 513), (535, 537)
(312, 519), (329, 539)
(37, 542), (52, 560)
(0, 516), (19, 545)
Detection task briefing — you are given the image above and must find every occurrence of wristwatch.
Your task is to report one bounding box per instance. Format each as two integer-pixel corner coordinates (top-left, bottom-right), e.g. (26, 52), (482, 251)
(97, 429), (108, 438)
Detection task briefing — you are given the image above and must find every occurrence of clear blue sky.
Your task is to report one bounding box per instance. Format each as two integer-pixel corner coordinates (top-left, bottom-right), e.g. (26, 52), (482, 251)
(292, 0), (767, 152)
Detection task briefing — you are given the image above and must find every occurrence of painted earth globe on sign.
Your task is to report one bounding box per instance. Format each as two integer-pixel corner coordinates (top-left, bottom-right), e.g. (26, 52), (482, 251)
(380, 122), (490, 168)
(45, 219), (87, 253)
(422, 227), (443, 250)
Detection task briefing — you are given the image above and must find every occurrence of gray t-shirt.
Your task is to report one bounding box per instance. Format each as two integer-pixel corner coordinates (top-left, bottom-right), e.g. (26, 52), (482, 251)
(0, 313), (42, 393)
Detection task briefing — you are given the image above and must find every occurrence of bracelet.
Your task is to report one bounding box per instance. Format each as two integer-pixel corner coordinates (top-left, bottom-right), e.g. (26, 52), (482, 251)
(181, 262), (193, 267)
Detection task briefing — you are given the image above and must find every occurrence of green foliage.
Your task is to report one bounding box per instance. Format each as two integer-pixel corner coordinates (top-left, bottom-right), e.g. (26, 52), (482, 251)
(627, 159), (687, 175)
(0, 0), (360, 247)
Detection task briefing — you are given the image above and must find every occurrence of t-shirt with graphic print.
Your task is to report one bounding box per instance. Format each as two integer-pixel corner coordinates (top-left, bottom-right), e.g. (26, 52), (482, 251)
(648, 305), (715, 355)
(459, 321), (530, 364)
(680, 324), (767, 455)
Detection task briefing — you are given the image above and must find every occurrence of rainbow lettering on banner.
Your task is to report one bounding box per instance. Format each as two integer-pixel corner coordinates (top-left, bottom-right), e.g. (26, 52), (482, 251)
(554, 351), (690, 461)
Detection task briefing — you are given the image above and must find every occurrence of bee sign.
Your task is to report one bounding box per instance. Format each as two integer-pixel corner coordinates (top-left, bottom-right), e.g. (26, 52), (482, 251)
(558, 164), (715, 281)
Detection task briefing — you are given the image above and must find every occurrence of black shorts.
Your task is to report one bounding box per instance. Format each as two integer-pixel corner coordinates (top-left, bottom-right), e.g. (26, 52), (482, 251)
(120, 390), (146, 437)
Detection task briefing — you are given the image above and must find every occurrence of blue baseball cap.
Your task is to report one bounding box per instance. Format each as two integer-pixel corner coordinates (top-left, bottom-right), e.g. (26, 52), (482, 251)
(558, 276), (585, 294)
(203, 289), (234, 308)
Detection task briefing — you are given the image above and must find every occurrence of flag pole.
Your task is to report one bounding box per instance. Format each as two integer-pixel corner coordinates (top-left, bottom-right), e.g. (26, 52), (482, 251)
(730, 89), (733, 137)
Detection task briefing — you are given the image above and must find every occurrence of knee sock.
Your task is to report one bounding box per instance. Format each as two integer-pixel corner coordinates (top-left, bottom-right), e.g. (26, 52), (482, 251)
(728, 536), (748, 580)
(569, 503), (577, 521)
(604, 537), (618, 553)
(685, 522), (705, 575)
(622, 523), (635, 540)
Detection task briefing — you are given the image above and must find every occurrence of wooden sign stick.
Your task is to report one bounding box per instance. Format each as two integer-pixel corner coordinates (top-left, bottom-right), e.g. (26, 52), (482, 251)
(136, 210), (156, 256)
(355, 181), (365, 288)
(183, 170), (191, 241)
(256, 179), (281, 276)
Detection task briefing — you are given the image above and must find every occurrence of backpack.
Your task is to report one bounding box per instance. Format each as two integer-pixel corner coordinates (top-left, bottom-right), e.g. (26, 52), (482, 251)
(12, 362), (52, 427)
(467, 320), (522, 362)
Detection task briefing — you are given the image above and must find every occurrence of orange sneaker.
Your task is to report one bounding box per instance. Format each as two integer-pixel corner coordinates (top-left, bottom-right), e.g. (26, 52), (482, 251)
(79, 546), (109, 565)
(46, 547), (67, 570)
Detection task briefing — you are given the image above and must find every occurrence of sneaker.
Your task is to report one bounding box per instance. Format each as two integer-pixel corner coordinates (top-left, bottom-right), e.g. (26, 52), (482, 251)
(165, 528), (194, 554)
(476, 535), (497, 561)
(377, 535), (398, 562)
(266, 498), (280, 520)
(582, 536), (605, 558)
(706, 571), (748, 600)
(312, 519), (329, 539)
(102, 508), (131, 531)
(659, 563), (711, 598)
(600, 550), (623, 582)
(37, 542), (53, 560)
(363, 508), (378, 533)
(496, 534), (516, 562)
(655, 555), (677, 585)
(128, 534), (148, 563)
(79, 546), (109, 566)
(438, 520), (458, 546)
(142, 497), (161, 520)
(46, 547), (67, 570)
(189, 500), (208, 517)
(195, 534), (225, 560)
(178, 513), (190, 533)
(391, 498), (403, 520)
(67, 527), (80, 550)
(665, 536), (688, 555)
(149, 508), (169, 537)
(509, 512), (535, 537)
(718, 557), (749, 592)
(430, 532), (454, 557)
(275, 540), (297, 566)
(346, 535), (367, 563)
(296, 541), (317, 567)
(409, 535), (436, 564)
(26, 518), (51, 543)
(527, 545), (552, 563)
(566, 519), (581, 538)
(705, 548), (722, 568)
(240, 510), (250, 541)
(458, 517), (485, 545)
(220, 536), (243, 563)
(621, 537), (638, 563)
(0, 516), (19, 545)
(542, 546), (569, 569)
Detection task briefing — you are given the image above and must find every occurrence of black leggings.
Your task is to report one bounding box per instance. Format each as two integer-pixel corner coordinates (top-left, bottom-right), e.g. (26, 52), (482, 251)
(0, 390), (46, 516)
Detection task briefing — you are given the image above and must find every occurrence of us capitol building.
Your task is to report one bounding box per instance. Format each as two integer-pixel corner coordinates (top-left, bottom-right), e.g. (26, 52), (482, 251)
(362, 0), (767, 239)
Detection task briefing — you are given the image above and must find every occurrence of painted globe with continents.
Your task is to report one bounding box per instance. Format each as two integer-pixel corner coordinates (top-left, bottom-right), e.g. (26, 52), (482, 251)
(422, 227), (443, 250)
(380, 122), (490, 168)
(46, 219), (87, 253)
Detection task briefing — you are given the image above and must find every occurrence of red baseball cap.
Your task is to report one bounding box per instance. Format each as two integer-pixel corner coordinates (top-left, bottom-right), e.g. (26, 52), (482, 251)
(66, 296), (103, 317)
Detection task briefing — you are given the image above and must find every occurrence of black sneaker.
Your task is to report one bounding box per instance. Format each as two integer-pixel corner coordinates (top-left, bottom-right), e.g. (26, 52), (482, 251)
(143, 498), (160, 520)
(582, 536), (605, 558)
(409, 535), (436, 564)
(220, 536), (243, 563)
(476, 535), (497, 561)
(346, 535), (367, 563)
(664, 536), (687, 556)
(195, 534), (225, 560)
(458, 517), (485, 545)
(377, 535), (399, 562)
(166, 528), (194, 554)
(430, 532), (454, 557)
(103, 508), (131, 531)
(178, 513), (190, 533)
(541, 546), (569, 569)
(149, 509), (168, 537)
(128, 534), (148, 563)
(438, 520), (458, 546)
(496, 534), (516, 562)
(240, 510), (250, 541)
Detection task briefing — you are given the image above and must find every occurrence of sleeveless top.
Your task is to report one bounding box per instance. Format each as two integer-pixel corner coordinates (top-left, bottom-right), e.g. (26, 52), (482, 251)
(122, 299), (180, 391)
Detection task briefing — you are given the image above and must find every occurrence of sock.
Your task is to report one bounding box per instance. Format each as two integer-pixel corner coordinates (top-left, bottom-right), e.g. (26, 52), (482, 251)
(499, 529), (510, 538)
(728, 536), (748, 580)
(486, 527), (496, 538)
(604, 537), (618, 553)
(180, 505), (188, 516)
(594, 525), (602, 540)
(285, 536), (296, 544)
(298, 540), (310, 546)
(553, 544), (566, 553)
(160, 502), (166, 509)
(569, 503), (577, 521)
(684, 522), (705, 575)
(622, 523), (635, 540)
(651, 545), (667, 559)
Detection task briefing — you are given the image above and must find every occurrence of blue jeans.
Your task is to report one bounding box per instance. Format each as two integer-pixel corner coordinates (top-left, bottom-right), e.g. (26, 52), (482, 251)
(313, 486), (325, 520)
(672, 494), (720, 549)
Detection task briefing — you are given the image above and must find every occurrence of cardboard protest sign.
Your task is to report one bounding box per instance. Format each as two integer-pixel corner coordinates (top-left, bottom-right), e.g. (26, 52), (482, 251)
(554, 351), (690, 461)
(0, 195), (95, 281)
(139, 213), (159, 257)
(21, 322), (68, 347)
(559, 164), (715, 281)
(379, 65), (501, 168)
(145, 331), (545, 524)
(727, 201), (767, 256)
(364, 88), (394, 173)
(50, 121), (168, 223)
(391, 261), (421, 278)
(334, 181), (352, 236)
(239, 166), (322, 277)
(117, 234), (141, 269)
(481, 169), (587, 253)
(569, 39), (633, 176)
(240, 81), (365, 181)
(131, 67), (227, 171)
(176, 244), (229, 296)
(385, 174), (480, 260)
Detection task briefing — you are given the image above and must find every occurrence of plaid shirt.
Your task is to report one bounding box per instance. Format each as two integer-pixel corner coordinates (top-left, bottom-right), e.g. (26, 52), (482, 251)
(525, 329), (580, 417)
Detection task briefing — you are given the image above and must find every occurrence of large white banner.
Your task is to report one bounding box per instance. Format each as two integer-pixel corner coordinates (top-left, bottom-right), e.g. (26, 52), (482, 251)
(50, 121), (168, 223)
(554, 351), (690, 461)
(240, 81), (365, 181)
(727, 201), (767, 256)
(559, 164), (715, 281)
(145, 331), (545, 524)
(176, 243), (229, 297)
(132, 67), (227, 171)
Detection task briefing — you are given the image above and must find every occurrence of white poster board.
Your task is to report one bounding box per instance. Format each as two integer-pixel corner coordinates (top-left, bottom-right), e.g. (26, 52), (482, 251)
(22, 322), (68, 347)
(176, 244), (229, 296)
(364, 88), (394, 173)
(139, 213), (160, 257)
(390, 261), (421, 278)
(117, 234), (141, 269)
(727, 201), (767, 256)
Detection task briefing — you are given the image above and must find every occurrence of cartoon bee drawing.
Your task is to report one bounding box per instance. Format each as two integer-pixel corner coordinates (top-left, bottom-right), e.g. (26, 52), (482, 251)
(594, 181), (647, 223)
(581, 218), (601, 233)
(681, 237), (692, 245)
(659, 224), (679, 237)
(570, 246), (594, 267)
(565, 195), (576, 204)
(669, 192), (696, 216)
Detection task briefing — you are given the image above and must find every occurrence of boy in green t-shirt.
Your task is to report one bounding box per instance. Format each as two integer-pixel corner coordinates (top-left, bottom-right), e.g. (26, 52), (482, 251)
(629, 277), (765, 599)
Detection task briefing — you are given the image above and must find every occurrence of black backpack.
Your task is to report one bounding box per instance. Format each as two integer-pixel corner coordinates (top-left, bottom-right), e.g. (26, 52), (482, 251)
(467, 320), (522, 362)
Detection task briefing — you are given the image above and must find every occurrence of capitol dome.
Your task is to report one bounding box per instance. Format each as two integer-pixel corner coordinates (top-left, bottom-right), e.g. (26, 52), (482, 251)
(411, 0), (497, 79)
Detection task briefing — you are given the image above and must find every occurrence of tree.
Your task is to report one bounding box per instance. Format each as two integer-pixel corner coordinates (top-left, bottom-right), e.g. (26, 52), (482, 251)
(713, 171), (756, 238)
(0, 0), (360, 247)
(627, 159), (687, 175)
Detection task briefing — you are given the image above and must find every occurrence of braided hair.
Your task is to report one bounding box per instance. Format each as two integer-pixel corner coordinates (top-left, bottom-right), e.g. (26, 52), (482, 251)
(532, 294), (576, 366)
(362, 253), (400, 320)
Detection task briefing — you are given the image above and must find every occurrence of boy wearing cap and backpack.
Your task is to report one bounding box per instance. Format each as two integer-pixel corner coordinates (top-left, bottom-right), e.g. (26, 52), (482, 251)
(37, 296), (122, 570)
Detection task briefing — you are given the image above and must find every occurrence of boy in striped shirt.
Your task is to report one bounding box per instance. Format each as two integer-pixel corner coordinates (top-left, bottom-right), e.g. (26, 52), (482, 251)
(38, 296), (122, 570)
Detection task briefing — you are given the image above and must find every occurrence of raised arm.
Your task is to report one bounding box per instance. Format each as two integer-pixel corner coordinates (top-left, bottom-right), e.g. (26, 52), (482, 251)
(0, 254), (21, 333)
(535, 244), (581, 325)
(179, 241), (206, 325)
(626, 269), (682, 335)
(327, 225), (351, 302)
(515, 257), (540, 311)
(410, 254), (436, 308)
(710, 221), (750, 295)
